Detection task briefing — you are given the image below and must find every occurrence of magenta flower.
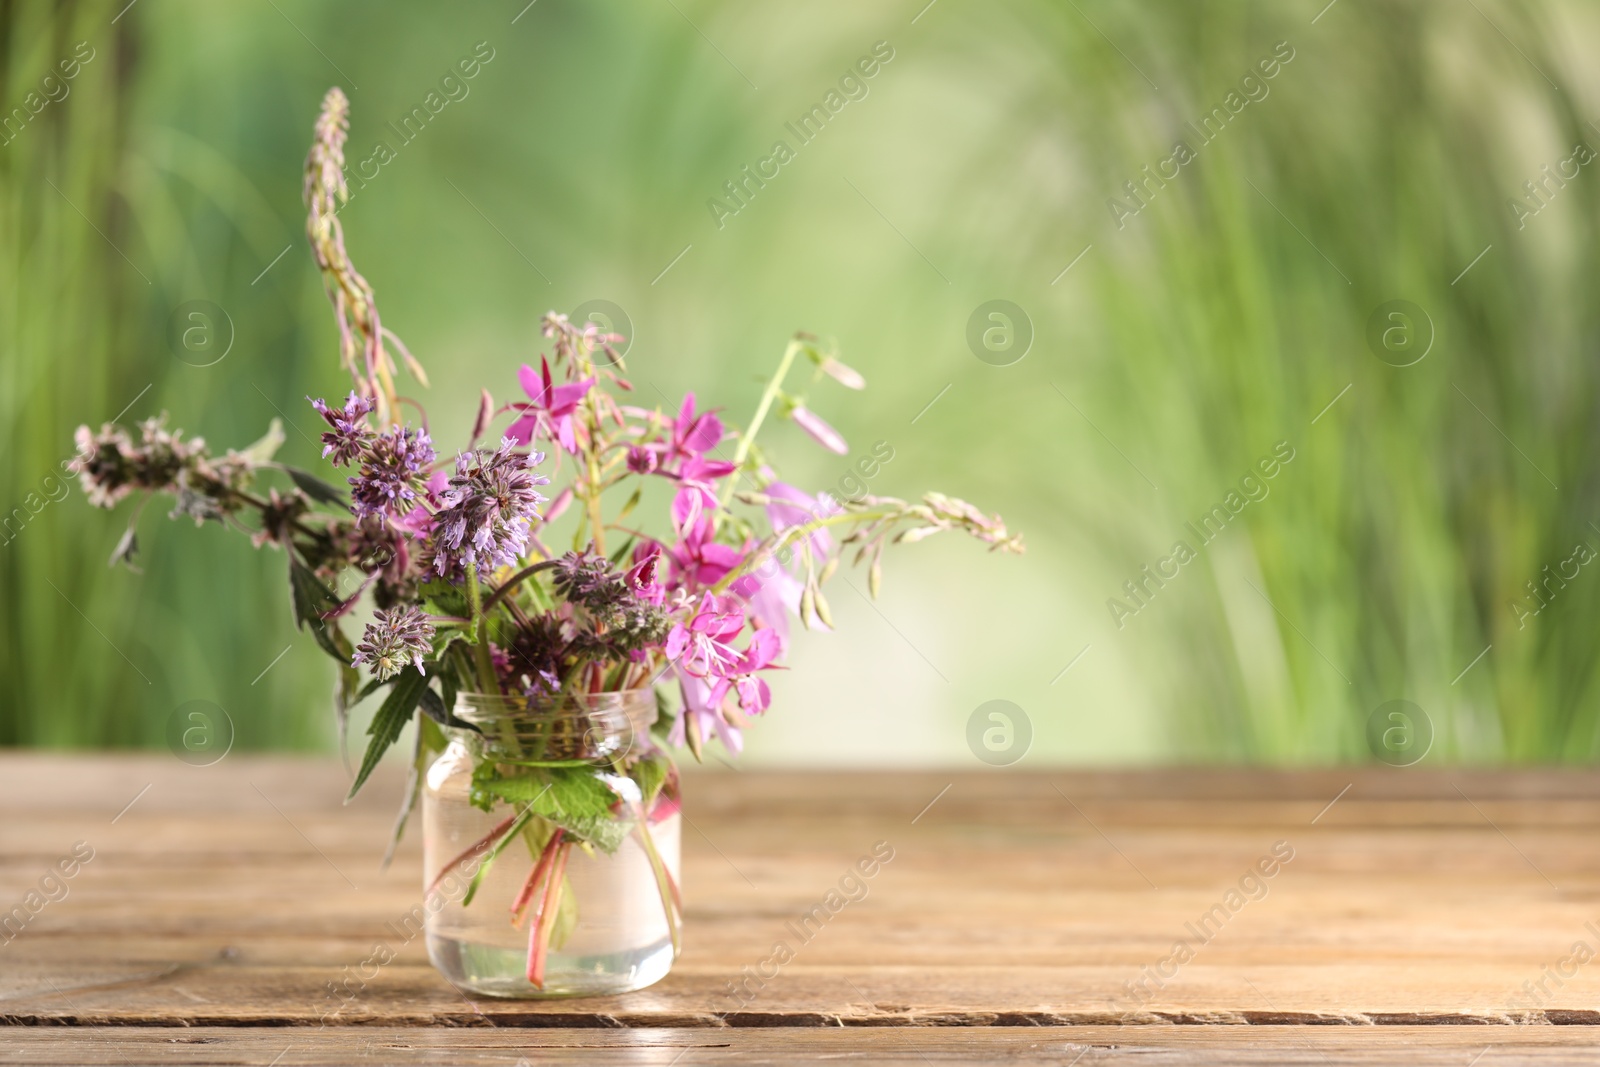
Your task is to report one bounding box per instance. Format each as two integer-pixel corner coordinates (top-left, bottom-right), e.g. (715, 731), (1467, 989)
(626, 445), (659, 475)
(309, 392), (375, 467)
(666, 593), (746, 680)
(506, 358), (594, 454)
(671, 671), (743, 754)
(664, 393), (724, 467)
(667, 515), (746, 589)
(670, 455), (736, 532)
(665, 595), (783, 752)
(626, 542), (666, 605)
(790, 406), (848, 455)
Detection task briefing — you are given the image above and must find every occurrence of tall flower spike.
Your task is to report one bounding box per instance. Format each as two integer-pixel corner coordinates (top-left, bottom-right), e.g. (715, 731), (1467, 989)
(303, 87), (426, 425)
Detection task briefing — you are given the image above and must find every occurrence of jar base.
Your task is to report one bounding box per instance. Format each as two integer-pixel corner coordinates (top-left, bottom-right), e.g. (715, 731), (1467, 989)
(426, 931), (676, 998)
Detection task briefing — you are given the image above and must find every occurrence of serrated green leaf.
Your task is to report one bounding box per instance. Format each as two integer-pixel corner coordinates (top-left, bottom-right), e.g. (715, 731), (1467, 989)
(475, 765), (631, 854)
(347, 667), (429, 801)
(420, 577), (470, 619)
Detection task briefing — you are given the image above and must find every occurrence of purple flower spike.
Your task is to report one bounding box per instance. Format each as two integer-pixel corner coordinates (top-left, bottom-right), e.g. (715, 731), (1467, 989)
(353, 605), (436, 681)
(350, 425), (436, 521)
(432, 438), (550, 576)
(309, 392), (375, 467)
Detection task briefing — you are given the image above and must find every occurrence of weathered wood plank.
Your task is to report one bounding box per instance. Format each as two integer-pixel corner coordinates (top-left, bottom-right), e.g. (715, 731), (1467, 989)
(1, 755), (1597, 1036)
(3, 1026), (1600, 1066)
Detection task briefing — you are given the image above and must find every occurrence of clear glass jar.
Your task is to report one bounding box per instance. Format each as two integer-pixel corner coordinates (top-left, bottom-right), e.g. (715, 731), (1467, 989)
(422, 690), (681, 998)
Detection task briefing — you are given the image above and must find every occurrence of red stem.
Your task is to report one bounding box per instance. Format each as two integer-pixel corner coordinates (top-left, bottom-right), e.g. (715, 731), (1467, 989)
(526, 841), (572, 989)
(425, 812), (516, 898)
(510, 829), (565, 927)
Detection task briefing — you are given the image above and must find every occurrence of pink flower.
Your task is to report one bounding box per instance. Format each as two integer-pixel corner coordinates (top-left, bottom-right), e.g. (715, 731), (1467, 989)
(735, 562), (804, 655)
(506, 358), (594, 454)
(790, 406), (848, 455)
(670, 455), (737, 532)
(665, 594), (786, 752)
(626, 542), (666, 605)
(667, 515), (745, 589)
(626, 445), (659, 475)
(664, 393), (724, 466)
(666, 593), (746, 680)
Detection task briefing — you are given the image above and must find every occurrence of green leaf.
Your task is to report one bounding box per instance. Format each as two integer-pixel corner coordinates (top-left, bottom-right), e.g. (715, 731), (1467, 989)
(420, 577), (470, 619)
(289, 556), (340, 632)
(631, 751), (672, 809)
(284, 466), (348, 506)
(474, 765), (632, 854)
(419, 685), (477, 732)
(346, 667), (429, 802)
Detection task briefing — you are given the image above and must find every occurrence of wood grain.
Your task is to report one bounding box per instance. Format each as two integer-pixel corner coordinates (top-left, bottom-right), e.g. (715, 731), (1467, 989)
(1, 755), (1598, 1063)
(3, 1026), (1600, 1066)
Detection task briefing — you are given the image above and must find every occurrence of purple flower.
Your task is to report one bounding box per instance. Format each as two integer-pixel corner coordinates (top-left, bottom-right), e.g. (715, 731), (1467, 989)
(309, 392), (374, 467)
(350, 426), (436, 521)
(431, 438), (550, 576)
(353, 605), (436, 681)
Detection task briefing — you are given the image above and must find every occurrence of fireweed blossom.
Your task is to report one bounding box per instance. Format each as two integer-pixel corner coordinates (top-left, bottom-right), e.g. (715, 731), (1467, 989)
(506, 358), (594, 455)
(666, 594), (782, 751)
(432, 438), (549, 576)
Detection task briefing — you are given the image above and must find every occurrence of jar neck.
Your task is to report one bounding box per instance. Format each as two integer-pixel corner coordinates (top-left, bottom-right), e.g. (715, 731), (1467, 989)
(454, 689), (658, 765)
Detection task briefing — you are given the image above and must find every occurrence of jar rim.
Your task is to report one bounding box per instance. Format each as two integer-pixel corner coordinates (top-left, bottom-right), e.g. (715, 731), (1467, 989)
(452, 688), (658, 731)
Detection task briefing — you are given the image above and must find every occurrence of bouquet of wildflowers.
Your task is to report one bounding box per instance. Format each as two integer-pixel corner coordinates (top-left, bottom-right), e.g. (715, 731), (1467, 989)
(72, 89), (1020, 985)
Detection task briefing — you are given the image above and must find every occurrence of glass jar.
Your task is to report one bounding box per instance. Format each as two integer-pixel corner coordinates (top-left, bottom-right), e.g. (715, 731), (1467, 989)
(422, 690), (681, 998)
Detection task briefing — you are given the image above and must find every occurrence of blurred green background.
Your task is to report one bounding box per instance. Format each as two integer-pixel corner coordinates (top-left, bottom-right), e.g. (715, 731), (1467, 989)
(4, 0), (1599, 765)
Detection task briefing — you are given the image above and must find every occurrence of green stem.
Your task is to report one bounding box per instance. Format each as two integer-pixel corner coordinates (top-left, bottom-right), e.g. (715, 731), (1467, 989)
(718, 337), (803, 511)
(635, 816), (681, 957)
(480, 559), (560, 615)
(465, 562), (501, 696)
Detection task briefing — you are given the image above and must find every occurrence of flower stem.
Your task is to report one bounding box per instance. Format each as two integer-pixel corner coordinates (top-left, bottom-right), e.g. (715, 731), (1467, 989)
(480, 559), (560, 616)
(718, 338), (803, 512)
(464, 562), (500, 696)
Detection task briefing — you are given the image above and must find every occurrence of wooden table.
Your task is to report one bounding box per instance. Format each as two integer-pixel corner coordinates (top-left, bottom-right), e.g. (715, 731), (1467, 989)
(3, 755), (1599, 1064)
